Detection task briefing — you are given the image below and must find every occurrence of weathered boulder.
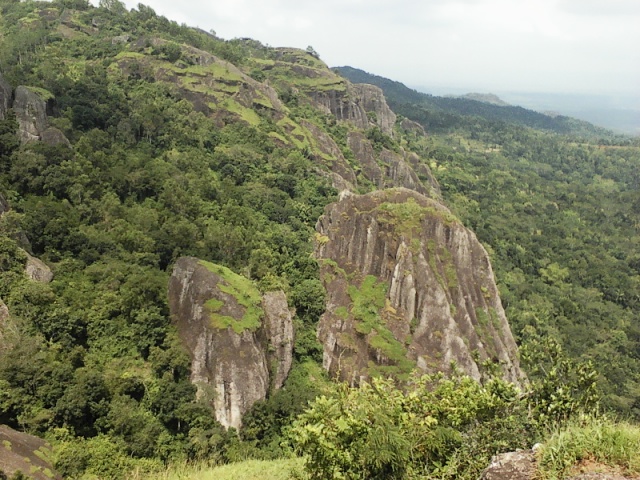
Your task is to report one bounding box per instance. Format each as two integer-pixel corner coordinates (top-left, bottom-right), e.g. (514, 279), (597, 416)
(25, 254), (53, 283)
(168, 257), (294, 429)
(0, 425), (61, 480)
(0, 73), (11, 121)
(40, 126), (71, 147)
(315, 188), (523, 385)
(480, 450), (536, 480)
(13, 86), (50, 143)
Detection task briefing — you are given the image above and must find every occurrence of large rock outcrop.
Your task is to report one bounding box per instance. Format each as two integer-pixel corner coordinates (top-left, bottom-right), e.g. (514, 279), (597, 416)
(0, 73), (11, 121)
(309, 83), (396, 136)
(13, 86), (49, 144)
(315, 188), (523, 385)
(168, 257), (293, 429)
(0, 425), (61, 480)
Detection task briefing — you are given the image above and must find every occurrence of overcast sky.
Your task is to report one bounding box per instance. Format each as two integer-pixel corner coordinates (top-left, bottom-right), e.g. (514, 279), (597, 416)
(116, 0), (640, 96)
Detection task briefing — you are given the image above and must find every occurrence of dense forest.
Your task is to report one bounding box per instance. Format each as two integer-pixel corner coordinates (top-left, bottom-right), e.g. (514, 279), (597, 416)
(0, 1), (639, 479)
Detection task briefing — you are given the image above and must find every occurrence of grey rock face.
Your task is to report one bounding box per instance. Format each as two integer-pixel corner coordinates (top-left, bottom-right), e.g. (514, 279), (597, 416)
(310, 83), (395, 135)
(25, 254), (53, 283)
(14, 86), (49, 143)
(168, 257), (294, 429)
(480, 450), (536, 480)
(40, 126), (71, 147)
(0, 425), (62, 480)
(260, 291), (294, 390)
(315, 188), (523, 385)
(0, 73), (11, 121)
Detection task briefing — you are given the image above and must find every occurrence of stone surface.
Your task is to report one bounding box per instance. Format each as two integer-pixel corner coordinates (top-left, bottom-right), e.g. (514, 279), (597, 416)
(168, 257), (294, 429)
(480, 450), (536, 480)
(310, 83), (396, 135)
(0, 425), (61, 480)
(40, 126), (71, 147)
(25, 254), (53, 283)
(13, 86), (49, 144)
(315, 188), (523, 385)
(0, 73), (11, 121)
(260, 291), (294, 390)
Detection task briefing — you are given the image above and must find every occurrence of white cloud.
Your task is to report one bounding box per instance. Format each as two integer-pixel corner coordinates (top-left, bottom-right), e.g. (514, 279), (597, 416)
(117, 0), (640, 95)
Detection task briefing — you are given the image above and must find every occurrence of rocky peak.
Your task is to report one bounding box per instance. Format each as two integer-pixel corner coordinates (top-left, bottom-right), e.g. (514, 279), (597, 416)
(168, 257), (293, 429)
(315, 188), (523, 385)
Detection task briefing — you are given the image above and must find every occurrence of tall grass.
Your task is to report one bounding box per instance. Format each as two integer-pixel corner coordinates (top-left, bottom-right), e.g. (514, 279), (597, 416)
(127, 458), (303, 480)
(538, 416), (640, 479)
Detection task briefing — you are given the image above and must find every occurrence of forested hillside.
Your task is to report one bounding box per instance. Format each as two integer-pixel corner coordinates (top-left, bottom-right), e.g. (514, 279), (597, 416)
(0, 1), (639, 479)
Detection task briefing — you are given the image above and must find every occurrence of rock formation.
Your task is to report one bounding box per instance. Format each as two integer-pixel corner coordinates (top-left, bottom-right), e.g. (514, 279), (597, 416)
(315, 188), (523, 385)
(13, 86), (49, 143)
(25, 254), (53, 283)
(480, 450), (536, 480)
(0, 73), (11, 121)
(310, 83), (396, 136)
(0, 425), (61, 480)
(168, 257), (293, 429)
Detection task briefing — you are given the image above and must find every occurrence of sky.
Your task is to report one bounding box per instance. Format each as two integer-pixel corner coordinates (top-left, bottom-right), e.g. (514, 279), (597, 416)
(114, 0), (640, 97)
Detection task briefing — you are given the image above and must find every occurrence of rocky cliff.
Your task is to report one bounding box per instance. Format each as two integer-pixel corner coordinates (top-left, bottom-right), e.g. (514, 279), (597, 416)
(315, 188), (523, 385)
(168, 257), (293, 429)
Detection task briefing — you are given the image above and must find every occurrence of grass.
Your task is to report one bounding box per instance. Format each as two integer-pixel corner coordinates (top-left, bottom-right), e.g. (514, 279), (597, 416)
(199, 260), (263, 334)
(537, 416), (640, 479)
(129, 458), (303, 480)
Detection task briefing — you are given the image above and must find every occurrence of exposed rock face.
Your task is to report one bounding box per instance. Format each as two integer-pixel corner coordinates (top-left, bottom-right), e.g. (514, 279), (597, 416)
(168, 257), (293, 429)
(0, 73), (11, 121)
(315, 188), (523, 385)
(25, 254), (53, 283)
(14, 86), (49, 143)
(310, 83), (395, 135)
(480, 450), (536, 480)
(0, 425), (62, 480)
(260, 291), (294, 390)
(346, 132), (438, 199)
(40, 126), (71, 147)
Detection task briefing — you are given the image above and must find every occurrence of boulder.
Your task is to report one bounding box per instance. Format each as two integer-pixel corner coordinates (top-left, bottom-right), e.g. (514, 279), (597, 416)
(25, 254), (53, 283)
(480, 450), (536, 480)
(40, 126), (71, 147)
(315, 188), (523, 385)
(168, 257), (294, 429)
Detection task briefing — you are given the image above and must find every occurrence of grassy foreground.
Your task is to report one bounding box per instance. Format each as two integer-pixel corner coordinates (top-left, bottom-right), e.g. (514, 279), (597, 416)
(129, 458), (303, 480)
(538, 417), (640, 479)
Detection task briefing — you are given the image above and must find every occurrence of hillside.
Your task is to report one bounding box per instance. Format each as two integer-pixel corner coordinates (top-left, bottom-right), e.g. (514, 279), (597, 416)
(335, 66), (612, 136)
(0, 1), (639, 479)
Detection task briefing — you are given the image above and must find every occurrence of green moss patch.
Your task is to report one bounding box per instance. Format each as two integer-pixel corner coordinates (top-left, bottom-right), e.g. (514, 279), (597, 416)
(199, 260), (263, 334)
(347, 275), (414, 377)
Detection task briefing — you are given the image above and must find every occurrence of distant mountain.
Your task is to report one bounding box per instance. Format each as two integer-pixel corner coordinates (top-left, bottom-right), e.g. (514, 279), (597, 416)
(335, 66), (609, 136)
(455, 92), (510, 106)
